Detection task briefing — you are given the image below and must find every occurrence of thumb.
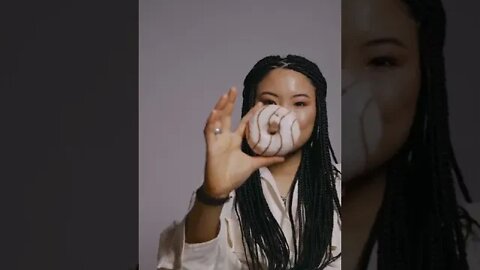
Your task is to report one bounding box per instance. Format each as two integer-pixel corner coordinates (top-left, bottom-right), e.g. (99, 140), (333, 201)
(251, 156), (285, 170)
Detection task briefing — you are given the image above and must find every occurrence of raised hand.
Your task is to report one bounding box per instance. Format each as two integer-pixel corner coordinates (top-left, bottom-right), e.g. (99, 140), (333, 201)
(202, 87), (285, 198)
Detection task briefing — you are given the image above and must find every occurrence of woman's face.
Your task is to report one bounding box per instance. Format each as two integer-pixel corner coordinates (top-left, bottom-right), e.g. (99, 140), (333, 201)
(342, 0), (421, 180)
(255, 68), (317, 151)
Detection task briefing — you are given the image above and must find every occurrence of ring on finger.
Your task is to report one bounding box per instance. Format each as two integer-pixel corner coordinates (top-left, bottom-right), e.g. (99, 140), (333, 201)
(214, 127), (222, 135)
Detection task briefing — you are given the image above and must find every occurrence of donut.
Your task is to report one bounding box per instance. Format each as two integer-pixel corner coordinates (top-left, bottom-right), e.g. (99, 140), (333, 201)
(246, 104), (301, 156)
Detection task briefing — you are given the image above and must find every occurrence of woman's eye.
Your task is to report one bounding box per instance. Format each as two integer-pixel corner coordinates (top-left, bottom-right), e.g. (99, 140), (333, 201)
(368, 56), (398, 68)
(263, 100), (276, 105)
(294, 102), (306, 107)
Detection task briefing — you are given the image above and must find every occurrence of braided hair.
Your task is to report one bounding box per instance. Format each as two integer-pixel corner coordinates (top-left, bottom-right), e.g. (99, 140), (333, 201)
(358, 0), (479, 269)
(234, 55), (341, 270)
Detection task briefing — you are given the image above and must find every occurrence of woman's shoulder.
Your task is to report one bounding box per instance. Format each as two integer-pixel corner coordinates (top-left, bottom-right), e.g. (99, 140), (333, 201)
(464, 201), (480, 268)
(464, 201), (480, 237)
(464, 201), (480, 235)
(333, 163), (342, 198)
(331, 163), (341, 180)
(464, 201), (480, 219)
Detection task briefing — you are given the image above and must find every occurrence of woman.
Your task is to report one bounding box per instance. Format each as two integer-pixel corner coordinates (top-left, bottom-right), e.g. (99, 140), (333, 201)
(157, 55), (341, 269)
(342, 0), (480, 269)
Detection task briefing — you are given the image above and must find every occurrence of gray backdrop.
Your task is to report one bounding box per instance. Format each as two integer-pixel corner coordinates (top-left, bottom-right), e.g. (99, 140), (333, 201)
(443, 0), (480, 204)
(139, 1), (341, 269)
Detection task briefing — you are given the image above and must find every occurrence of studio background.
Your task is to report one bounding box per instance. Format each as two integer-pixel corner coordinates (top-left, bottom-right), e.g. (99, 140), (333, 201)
(139, 1), (341, 269)
(443, 0), (480, 204)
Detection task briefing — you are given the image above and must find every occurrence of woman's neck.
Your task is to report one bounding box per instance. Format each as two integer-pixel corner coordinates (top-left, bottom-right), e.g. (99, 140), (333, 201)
(342, 167), (387, 270)
(267, 149), (302, 196)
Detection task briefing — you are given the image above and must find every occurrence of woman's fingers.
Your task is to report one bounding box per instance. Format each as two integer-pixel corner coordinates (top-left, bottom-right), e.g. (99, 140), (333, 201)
(235, 102), (263, 136)
(203, 87), (241, 145)
(204, 109), (221, 144)
(214, 93), (228, 111)
(224, 87), (237, 115)
(220, 87), (237, 130)
(250, 156), (285, 171)
(205, 88), (233, 136)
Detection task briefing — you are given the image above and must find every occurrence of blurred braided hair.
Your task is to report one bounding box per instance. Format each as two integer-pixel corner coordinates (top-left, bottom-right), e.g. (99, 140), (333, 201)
(358, 0), (480, 269)
(234, 55), (341, 269)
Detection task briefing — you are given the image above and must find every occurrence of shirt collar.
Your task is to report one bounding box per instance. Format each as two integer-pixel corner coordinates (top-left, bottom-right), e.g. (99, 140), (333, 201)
(259, 167), (275, 185)
(258, 166), (298, 212)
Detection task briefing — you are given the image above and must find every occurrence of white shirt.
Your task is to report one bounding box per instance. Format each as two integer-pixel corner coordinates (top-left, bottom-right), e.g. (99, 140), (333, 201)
(157, 166), (342, 270)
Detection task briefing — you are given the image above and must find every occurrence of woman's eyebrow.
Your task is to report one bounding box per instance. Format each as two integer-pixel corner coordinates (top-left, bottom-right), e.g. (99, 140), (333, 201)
(363, 37), (407, 49)
(259, 91), (278, 97)
(292, 93), (310, 98)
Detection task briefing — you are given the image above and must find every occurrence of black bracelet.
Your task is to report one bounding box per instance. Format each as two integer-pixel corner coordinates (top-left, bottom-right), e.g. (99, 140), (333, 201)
(196, 186), (230, 206)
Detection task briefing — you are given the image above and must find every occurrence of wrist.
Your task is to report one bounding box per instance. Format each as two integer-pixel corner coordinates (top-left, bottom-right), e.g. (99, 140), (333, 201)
(196, 185), (231, 206)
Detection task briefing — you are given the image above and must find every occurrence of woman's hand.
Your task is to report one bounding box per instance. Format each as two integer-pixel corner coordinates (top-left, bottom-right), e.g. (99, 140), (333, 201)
(202, 87), (285, 198)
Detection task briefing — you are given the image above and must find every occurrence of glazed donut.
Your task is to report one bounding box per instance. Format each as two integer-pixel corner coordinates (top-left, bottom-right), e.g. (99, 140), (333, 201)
(246, 105), (301, 156)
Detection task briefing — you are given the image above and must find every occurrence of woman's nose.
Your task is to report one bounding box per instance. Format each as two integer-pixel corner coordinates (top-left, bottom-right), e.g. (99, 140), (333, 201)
(278, 103), (294, 112)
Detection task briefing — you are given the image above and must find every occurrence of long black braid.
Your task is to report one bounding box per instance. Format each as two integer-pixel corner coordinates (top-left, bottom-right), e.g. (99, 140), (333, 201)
(234, 55), (341, 269)
(358, 0), (479, 269)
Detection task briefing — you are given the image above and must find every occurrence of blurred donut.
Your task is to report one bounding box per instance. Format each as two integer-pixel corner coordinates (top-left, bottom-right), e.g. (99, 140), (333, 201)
(247, 105), (300, 156)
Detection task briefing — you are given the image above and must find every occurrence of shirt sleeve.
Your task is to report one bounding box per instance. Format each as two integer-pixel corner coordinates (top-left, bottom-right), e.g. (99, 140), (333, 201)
(157, 193), (241, 270)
